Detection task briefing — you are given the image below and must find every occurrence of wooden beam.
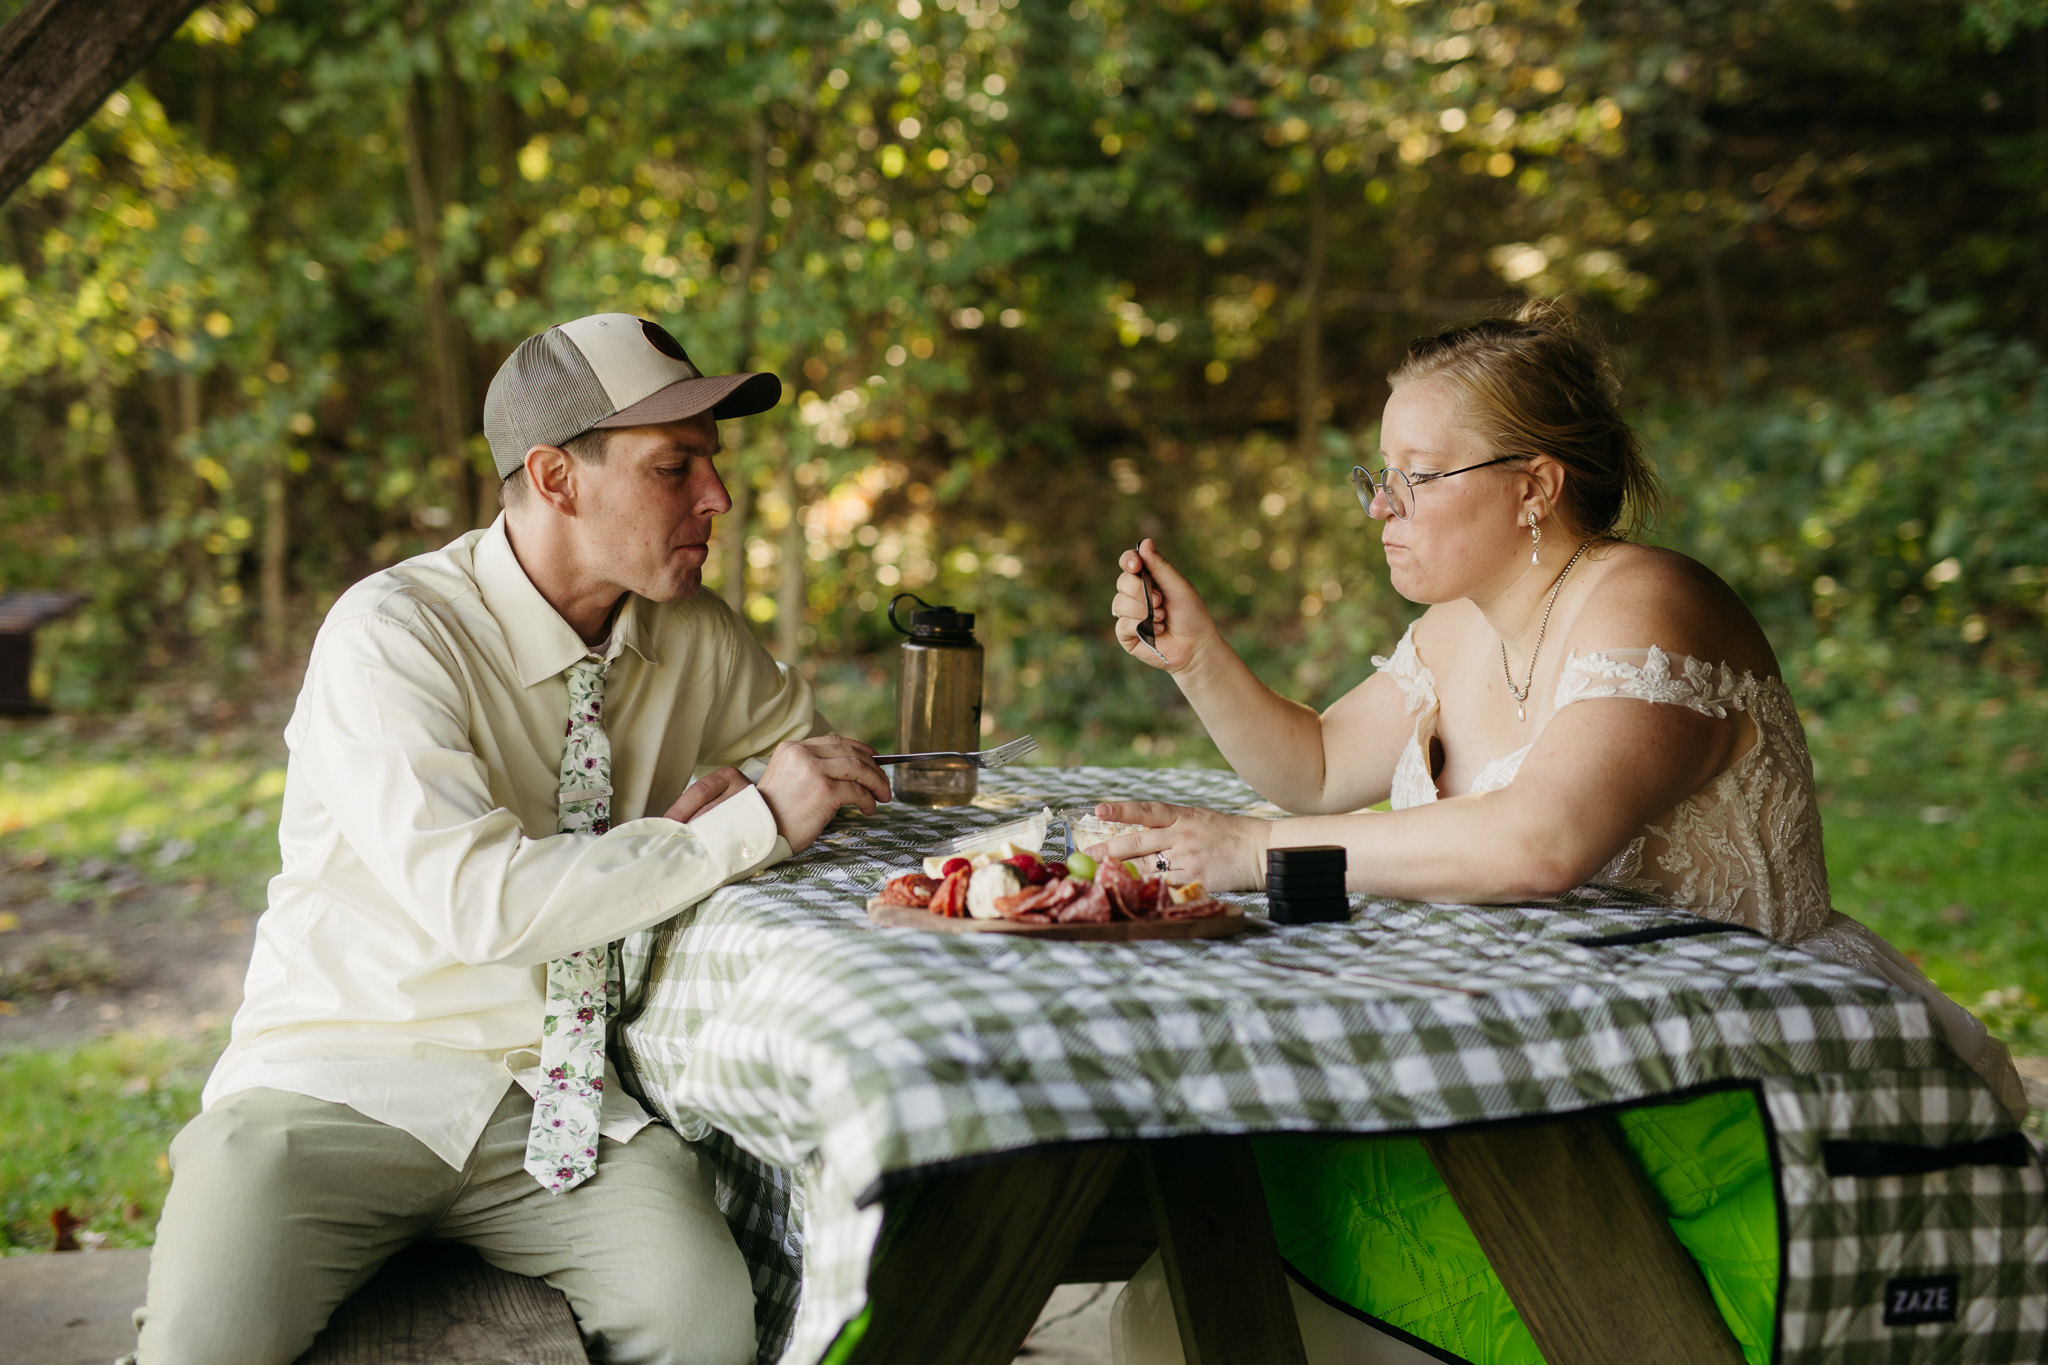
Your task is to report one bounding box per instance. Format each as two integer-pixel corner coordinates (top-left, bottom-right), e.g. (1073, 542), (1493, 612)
(1141, 1137), (1309, 1365)
(848, 1143), (1131, 1365)
(1059, 1154), (1158, 1283)
(1422, 1113), (1747, 1365)
(0, 0), (204, 205)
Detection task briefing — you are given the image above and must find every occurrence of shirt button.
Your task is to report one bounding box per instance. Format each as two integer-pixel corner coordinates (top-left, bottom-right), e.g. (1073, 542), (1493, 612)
(642, 899), (658, 914)
(741, 845), (754, 859)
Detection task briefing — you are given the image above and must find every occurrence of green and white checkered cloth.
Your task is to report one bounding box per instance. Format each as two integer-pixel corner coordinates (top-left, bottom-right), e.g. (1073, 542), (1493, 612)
(616, 768), (2045, 1365)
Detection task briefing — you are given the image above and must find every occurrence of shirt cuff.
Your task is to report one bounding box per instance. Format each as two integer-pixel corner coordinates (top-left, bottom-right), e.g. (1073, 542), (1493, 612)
(687, 782), (784, 876)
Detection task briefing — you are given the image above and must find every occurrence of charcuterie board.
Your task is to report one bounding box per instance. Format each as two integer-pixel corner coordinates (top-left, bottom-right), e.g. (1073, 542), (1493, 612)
(866, 898), (1248, 941)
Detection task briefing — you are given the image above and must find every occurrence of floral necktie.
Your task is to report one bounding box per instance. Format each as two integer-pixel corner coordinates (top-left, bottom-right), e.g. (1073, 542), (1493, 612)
(524, 655), (615, 1192)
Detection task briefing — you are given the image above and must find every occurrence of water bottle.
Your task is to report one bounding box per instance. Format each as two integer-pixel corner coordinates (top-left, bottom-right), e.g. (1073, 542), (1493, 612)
(890, 593), (983, 808)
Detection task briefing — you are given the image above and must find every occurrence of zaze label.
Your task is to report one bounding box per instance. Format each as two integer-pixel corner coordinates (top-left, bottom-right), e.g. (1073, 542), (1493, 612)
(1882, 1275), (1959, 1327)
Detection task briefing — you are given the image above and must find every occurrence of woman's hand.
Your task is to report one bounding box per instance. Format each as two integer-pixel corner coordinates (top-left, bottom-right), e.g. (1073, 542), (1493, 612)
(1112, 540), (1218, 674)
(1083, 800), (1271, 892)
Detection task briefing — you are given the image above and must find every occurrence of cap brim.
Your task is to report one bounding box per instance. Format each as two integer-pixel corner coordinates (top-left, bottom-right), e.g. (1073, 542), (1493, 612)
(592, 371), (783, 429)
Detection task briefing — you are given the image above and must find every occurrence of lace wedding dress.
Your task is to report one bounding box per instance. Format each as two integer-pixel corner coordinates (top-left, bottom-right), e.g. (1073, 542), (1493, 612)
(1373, 623), (2027, 1119)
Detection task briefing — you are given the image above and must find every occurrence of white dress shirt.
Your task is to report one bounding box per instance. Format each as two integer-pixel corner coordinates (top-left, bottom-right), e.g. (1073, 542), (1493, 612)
(206, 516), (819, 1167)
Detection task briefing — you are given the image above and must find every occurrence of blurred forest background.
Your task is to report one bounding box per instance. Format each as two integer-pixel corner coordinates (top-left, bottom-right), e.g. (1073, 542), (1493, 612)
(3, 0), (2047, 1004)
(5, 0), (2048, 1250)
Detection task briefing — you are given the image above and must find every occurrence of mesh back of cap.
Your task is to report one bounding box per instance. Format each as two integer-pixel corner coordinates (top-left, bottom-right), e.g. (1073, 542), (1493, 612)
(483, 329), (618, 478)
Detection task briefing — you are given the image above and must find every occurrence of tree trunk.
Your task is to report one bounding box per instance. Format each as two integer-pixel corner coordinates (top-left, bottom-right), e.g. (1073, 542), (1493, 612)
(1679, 66), (1730, 396)
(478, 85), (524, 525)
(261, 452), (287, 659)
(0, 0), (204, 203)
(719, 109), (772, 619)
(1293, 140), (1329, 606)
(720, 471), (754, 613)
(2035, 28), (2047, 351)
(774, 448), (806, 664)
(401, 71), (473, 530)
(1296, 140), (1328, 468)
(89, 375), (140, 522)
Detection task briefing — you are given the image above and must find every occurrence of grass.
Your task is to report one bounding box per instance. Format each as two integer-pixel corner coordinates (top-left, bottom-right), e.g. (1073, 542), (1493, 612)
(0, 1031), (218, 1253)
(1827, 808), (2048, 1049)
(0, 725), (287, 902)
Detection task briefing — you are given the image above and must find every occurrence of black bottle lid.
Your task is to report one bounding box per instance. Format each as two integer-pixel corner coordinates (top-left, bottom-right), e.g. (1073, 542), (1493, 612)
(889, 593), (976, 640)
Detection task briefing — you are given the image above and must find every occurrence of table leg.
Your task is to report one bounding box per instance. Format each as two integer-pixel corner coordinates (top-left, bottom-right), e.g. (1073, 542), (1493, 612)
(1140, 1137), (1309, 1365)
(1422, 1113), (1747, 1365)
(847, 1142), (1130, 1365)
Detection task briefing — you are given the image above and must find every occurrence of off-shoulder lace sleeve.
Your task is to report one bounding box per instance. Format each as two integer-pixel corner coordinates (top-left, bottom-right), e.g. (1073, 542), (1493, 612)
(1370, 622), (1436, 716)
(1552, 646), (1744, 718)
(1547, 646), (1833, 946)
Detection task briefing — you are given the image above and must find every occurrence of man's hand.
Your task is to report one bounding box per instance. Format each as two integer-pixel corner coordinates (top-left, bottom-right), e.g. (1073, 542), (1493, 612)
(663, 766), (752, 824)
(755, 736), (892, 852)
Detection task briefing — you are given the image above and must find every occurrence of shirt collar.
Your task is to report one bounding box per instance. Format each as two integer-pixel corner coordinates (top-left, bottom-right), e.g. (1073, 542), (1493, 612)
(475, 516), (662, 687)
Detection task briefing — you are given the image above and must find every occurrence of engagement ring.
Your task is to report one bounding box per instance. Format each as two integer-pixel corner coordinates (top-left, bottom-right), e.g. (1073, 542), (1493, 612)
(1155, 854), (1170, 872)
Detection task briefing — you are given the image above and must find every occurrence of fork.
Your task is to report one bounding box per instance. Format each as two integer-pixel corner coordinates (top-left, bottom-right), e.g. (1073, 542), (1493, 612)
(869, 735), (1040, 768)
(1132, 546), (1171, 666)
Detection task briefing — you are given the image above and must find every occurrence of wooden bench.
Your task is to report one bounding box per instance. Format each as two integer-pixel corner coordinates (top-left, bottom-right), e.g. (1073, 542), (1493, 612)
(297, 1242), (584, 1364)
(0, 1242), (584, 1365)
(0, 588), (82, 715)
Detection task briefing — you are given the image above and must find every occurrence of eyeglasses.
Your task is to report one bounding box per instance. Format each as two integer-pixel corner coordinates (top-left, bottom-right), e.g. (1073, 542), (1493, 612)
(1350, 458), (1516, 520)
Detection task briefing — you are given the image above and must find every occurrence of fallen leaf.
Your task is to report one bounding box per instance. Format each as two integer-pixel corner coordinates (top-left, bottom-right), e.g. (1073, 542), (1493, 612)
(0, 910), (19, 931)
(51, 1206), (83, 1252)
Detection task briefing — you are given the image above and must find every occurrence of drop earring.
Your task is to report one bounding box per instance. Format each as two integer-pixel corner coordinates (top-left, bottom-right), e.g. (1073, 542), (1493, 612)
(1527, 512), (1542, 566)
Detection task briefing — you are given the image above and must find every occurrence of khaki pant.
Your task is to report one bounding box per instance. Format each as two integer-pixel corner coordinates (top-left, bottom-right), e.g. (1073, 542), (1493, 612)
(134, 1085), (755, 1365)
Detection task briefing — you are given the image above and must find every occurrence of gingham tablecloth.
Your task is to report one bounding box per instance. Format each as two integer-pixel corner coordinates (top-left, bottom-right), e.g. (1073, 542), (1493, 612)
(616, 768), (2044, 1365)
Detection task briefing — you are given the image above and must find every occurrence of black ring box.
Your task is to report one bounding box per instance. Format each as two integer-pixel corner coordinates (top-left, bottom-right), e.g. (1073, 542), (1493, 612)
(1268, 845), (1346, 865)
(1266, 845), (1348, 925)
(1266, 870), (1348, 891)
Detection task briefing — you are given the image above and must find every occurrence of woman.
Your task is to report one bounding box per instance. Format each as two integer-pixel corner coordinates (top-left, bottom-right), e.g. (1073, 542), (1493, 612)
(1096, 299), (2024, 1116)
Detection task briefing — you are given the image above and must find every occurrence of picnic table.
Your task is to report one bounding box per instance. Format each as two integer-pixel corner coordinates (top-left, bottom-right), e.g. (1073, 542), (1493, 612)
(616, 767), (2044, 1365)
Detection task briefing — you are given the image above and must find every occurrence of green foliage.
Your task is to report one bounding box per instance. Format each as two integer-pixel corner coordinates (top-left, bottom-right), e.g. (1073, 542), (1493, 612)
(1636, 320), (2048, 812)
(3, 0), (2043, 713)
(0, 1032), (215, 1253)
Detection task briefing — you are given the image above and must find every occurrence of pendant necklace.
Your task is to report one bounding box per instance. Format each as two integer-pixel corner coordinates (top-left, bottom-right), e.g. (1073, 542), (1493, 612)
(1500, 540), (1591, 722)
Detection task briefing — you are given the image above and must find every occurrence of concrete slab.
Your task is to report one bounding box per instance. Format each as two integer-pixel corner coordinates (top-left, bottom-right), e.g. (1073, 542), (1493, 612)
(0, 1250), (1116, 1365)
(1017, 1281), (1120, 1363)
(0, 1247), (146, 1365)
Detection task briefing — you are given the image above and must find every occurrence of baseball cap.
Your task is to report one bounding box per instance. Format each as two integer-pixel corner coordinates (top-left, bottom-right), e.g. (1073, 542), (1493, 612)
(482, 313), (782, 479)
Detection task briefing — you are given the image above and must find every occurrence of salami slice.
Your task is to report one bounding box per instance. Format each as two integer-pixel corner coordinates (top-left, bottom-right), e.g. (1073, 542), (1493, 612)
(1054, 882), (1113, 923)
(1096, 857), (1149, 920)
(879, 872), (938, 908)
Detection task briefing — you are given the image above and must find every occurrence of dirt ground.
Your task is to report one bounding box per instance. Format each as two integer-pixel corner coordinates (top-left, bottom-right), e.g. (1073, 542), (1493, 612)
(0, 852), (259, 1049)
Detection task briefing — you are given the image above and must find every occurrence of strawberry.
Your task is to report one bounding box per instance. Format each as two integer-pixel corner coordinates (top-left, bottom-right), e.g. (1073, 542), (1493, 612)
(940, 856), (972, 878)
(1005, 853), (1049, 885)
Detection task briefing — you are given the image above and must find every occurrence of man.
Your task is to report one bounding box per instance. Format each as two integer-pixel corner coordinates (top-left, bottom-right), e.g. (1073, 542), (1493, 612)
(133, 313), (890, 1365)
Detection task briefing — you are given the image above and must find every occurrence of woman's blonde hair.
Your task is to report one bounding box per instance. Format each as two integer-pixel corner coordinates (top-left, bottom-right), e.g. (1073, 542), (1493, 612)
(1388, 298), (1663, 539)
